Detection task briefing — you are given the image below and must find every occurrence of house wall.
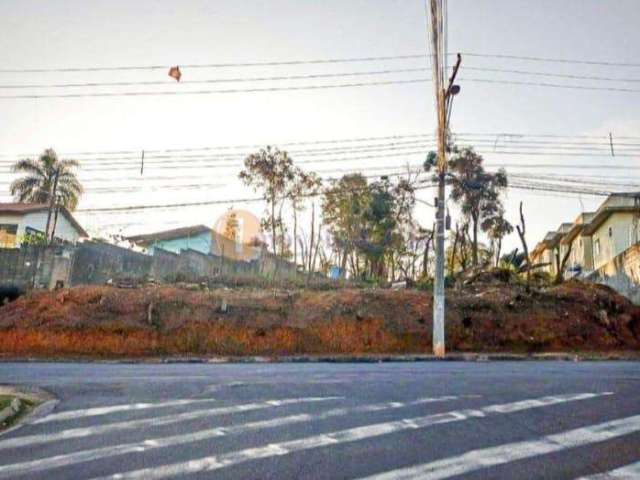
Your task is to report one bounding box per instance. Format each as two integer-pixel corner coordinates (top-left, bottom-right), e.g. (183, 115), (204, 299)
(591, 212), (639, 270)
(147, 231), (212, 255)
(0, 211), (81, 246)
(566, 234), (594, 274)
(588, 243), (640, 304)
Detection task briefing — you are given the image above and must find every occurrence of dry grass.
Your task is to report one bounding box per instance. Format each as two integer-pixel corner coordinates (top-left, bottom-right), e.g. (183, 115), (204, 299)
(0, 281), (639, 358)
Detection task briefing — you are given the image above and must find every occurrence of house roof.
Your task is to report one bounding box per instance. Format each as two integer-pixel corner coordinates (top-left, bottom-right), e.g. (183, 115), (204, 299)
(126, 225), (212, 245)
(560, 212), (596, 245)
(0, 203), (88, 237)
(582, 192), (640, 236)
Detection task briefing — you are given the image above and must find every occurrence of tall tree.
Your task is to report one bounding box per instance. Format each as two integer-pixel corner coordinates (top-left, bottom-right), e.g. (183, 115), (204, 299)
(10, 148), (83, 242)
(239, 147), (295, 256)
(288, 168), (321, 267)
(482, 209), (513, 267)
(322, 173), (371, 276)
(425, 147), (508, 266)
(223, 210), (239, 241)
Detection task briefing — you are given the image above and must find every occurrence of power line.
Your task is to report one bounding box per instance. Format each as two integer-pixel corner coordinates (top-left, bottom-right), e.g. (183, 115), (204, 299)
(0, 54), (428, 74)
(459, 52), (640, 68)
(0, 67), (431, 89)
(2, 76), (640, 100)
(2, 131), (640, 159)
(3, 66), (640, 91)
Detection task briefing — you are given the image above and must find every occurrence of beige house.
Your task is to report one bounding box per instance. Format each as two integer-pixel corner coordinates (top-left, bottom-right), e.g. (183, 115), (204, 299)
(582, 193), (640, 270)
(530, 224), (572, 277)
(559, 212), (596, 276)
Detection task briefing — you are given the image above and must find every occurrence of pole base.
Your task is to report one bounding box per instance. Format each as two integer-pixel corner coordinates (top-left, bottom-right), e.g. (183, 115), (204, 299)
(433, 342), (446, 358)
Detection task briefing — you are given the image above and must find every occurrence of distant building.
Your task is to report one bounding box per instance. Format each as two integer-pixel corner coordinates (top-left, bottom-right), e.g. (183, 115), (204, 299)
(559, 212), (596, 276)
(0, 203), (88, 248)
(581, 193), (640, 270)
(126, 225), (213, 255)
(531, 193), (640, 302)
(530, 224), (572, 277)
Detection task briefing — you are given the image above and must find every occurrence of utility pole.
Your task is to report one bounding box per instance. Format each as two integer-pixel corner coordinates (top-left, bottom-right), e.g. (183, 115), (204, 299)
(427, 0), (461, 358)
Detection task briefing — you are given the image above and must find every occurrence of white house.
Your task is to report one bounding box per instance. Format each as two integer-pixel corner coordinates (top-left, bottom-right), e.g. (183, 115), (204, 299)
(0, 203), (88, 248)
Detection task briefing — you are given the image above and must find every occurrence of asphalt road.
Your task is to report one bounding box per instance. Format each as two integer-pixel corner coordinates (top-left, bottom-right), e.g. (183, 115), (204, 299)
(0, 361), (639, 479)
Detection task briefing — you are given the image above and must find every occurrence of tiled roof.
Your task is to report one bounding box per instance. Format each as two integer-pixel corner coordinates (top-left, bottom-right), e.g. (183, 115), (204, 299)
(126, 225), (212, 244)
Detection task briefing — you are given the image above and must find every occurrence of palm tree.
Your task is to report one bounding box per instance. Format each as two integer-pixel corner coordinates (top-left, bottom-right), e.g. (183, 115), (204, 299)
(10, 148), (83, 243)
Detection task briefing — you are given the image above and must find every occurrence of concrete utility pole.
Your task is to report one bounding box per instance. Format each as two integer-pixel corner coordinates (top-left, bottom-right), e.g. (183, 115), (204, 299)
(427, 0), (461, 358)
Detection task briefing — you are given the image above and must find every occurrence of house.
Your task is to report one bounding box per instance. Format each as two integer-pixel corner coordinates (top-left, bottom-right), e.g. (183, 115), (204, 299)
(530, 224), (572, 277)
(128, 224), (263, 261)
(126, 225), (214, 255)
(0, 203), (88, 248)
(581, 193), (640, 270)
(559, 212), (596, 276)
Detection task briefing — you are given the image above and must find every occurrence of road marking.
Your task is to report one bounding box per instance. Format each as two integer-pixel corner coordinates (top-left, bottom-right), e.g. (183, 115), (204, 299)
(576, 461), (640, 479)
(0, 397), (340, 451)
(358, 414), (640, 479)
(0, 395), (467, 477)
(33, 399), (217, 424)
(85, 392), (611, 480)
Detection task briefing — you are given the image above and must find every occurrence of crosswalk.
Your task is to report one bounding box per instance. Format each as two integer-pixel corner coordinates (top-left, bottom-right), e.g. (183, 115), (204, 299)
(0, 390), (637, 479)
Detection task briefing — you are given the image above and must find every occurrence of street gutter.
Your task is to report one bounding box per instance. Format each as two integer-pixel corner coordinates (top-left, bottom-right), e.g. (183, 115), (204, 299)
(1, 352), (639, 363)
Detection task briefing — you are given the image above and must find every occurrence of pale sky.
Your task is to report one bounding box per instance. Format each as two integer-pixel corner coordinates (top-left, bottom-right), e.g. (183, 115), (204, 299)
(0, 0), (639, 252)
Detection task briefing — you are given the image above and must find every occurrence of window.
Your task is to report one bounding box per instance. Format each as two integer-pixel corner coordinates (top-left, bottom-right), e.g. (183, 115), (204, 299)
(0, 224), (18, 248)
(23, 227), (46, 245)
(594, 238), (601, 257)
(608, 227), (613, 237)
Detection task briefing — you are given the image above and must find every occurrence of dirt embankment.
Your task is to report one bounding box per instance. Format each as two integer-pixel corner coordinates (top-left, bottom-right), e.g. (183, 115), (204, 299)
(0, 280), (639, 358)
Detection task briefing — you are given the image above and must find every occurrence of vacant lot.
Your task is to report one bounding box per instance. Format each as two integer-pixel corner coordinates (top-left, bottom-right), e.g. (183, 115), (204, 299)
(0, 279), (639, 358)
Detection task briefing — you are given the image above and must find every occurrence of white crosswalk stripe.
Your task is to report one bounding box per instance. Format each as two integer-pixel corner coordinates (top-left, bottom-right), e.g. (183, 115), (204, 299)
(576, 461), (640, 479)
(32, 398), (217, 424)
(0, 394), (466, 478)
(0, 396), (340, 451)
(83, 392), (611, 480)
(358, 415), (640, 480)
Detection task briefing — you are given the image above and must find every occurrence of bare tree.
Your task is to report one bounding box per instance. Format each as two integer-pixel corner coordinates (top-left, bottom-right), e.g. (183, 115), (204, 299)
(515, 201), (531, 288)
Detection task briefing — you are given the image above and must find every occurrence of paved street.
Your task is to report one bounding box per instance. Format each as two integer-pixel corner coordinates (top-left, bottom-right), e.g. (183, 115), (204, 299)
(0, 361), (639, 479)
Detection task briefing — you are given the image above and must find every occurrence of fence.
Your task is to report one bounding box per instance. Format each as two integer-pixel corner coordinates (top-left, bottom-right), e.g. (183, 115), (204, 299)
(0, 240), (298, 290)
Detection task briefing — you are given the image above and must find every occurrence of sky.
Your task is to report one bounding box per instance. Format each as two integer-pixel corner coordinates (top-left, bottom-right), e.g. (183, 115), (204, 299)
(0, 0), (639, 253)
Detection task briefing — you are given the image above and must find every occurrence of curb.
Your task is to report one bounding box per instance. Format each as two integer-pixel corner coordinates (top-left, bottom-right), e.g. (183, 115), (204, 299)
(0, 385), (58, 437)
(1, 352), (639, 363)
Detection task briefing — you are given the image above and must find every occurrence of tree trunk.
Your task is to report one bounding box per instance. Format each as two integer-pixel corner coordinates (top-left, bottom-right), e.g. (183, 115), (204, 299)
(515, 201), (531, 289)
(51, 205), (60, 243)
(308, 203), (315, 272)
(495, 238), (502, 267)
(555, 243), (573, 284)
(472, 213), (479, 266)
(449, 224), (459, 277)
(270, 193), (277, 255)
(45, 167), (60, 246)
(293, 207), (298, 267)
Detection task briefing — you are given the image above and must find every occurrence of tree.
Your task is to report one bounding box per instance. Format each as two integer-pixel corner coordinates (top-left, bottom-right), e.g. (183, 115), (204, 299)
(482, 209), (513, 267)
(223, 210), (239, 241)
(10, 148), (83, 243)
(239, 147), (295, 256)
(425, 147), (508, 267)
(515, 201), (531, 288)
(288, 169), (321, 267)
(322, 174), (371, 277)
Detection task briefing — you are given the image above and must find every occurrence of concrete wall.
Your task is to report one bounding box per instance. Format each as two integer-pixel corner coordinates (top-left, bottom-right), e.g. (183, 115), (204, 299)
(70, 241), (153, 285)
(1, 239), (298, 290)
(588, 243), (640, 304)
